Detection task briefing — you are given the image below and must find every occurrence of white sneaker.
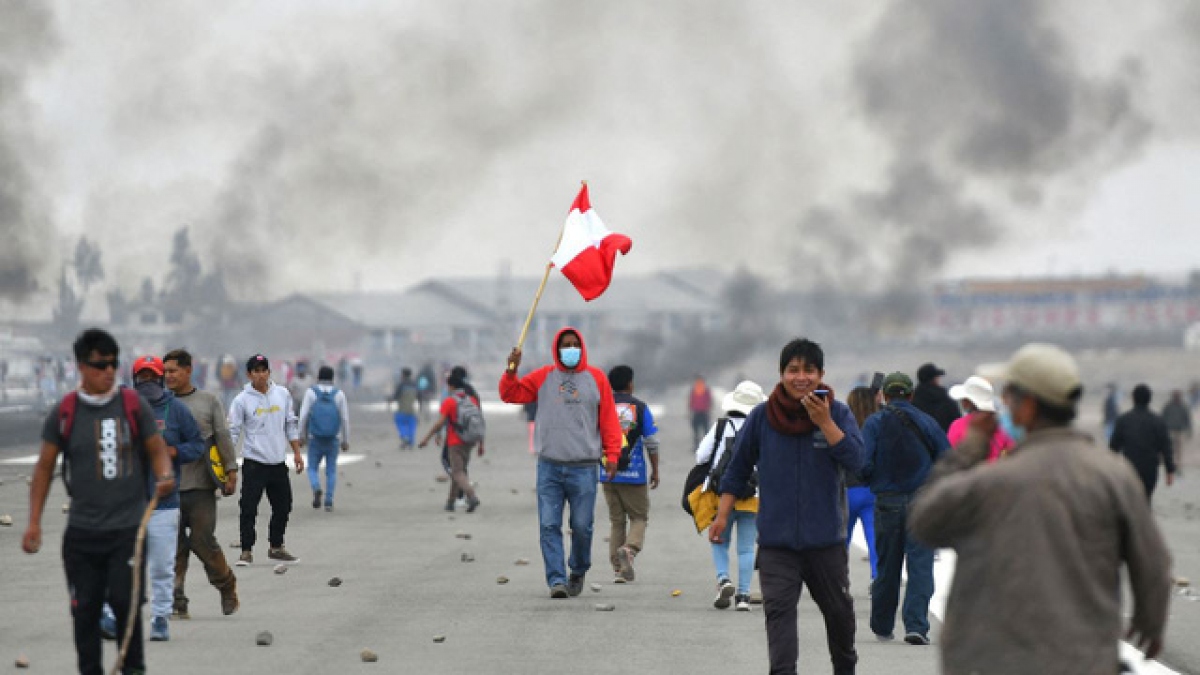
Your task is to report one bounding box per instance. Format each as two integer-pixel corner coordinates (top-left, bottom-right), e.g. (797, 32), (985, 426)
(713, 579), (734, 609)
(735, 594), (751, 611)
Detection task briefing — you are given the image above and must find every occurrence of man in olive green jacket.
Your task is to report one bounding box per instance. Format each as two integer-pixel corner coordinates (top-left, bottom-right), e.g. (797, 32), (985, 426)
(911, 344), (1172, 675)
(165, 349), (240, 618)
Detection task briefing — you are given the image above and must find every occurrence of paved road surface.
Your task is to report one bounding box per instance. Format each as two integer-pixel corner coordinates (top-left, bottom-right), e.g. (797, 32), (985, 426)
(0, 400), (1194, 674)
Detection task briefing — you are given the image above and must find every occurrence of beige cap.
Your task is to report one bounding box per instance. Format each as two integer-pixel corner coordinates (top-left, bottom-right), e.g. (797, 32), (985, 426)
(978, 343), (1082, 409)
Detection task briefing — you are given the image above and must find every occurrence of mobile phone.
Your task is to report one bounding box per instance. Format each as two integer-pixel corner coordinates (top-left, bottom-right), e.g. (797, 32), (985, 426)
(869, 372), (885, 392)
(814, 389), (829, 399)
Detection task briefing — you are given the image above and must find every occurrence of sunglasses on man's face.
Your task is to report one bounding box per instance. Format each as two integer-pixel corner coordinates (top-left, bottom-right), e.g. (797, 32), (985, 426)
(83, 358), (119, 370)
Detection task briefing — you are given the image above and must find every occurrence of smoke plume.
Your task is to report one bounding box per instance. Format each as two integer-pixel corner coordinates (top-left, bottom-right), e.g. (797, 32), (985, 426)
(791, 0), (1150, 295)
(0, 4), (58, 299)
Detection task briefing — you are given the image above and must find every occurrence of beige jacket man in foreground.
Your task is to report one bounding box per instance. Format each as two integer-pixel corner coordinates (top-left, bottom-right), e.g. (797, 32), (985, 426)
(910, 343), (1172, 675)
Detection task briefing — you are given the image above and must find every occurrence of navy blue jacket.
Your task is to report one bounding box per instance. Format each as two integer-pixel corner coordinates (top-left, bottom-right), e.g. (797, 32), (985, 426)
(861, 399), (950, 495)
(144, 388), (206, 510)
(719, 400), (865, 552)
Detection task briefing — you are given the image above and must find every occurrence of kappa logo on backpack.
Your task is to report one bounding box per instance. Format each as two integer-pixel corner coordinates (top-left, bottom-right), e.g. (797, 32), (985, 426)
(308, 387), (342, 439)
(452, 391), (486, 445)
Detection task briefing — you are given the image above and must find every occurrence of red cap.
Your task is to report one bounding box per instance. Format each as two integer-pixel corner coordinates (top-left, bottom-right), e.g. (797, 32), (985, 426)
(133, 355), (164, 377)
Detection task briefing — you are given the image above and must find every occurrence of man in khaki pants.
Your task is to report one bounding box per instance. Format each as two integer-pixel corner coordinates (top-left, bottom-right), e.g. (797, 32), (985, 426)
(600, 366), (660, 584)
(164, 349), (240, 617)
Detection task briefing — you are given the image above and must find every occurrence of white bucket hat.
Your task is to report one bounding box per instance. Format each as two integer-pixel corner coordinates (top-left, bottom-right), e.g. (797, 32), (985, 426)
(722, 380), (766, 416)
(949, 376), (997, 412)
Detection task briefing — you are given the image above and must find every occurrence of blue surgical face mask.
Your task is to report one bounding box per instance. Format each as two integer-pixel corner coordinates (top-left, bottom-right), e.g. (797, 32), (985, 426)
(996, 403), (1026, 443)
(559, 347), (582, 368)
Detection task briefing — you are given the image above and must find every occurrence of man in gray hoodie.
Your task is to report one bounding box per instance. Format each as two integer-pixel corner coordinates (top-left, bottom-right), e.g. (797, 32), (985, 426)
(229, 354), (304, 566)
(500, 327), (623, 599)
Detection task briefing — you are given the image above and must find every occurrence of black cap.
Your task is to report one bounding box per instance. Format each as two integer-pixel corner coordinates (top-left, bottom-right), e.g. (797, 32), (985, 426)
(917, 363), (944, 384)
(246, 354), (269, 372)
(317, 365), (335, 382)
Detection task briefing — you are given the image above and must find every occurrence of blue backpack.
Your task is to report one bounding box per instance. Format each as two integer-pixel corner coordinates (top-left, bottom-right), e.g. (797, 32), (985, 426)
(308, 387), (342, 440)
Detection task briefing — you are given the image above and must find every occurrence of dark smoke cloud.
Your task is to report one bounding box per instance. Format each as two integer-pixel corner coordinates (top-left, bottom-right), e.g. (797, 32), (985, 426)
(0, 4), (58, 299)
(791, 0), (1150, 295)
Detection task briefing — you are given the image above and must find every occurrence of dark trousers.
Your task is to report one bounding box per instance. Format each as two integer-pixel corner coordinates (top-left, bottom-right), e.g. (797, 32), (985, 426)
(239, 459), (293, 550)
(759, 545), (857, 675)
(175, 489), (236, 606)
(870, 492), (935, 638)
(62, 527), (145, 675)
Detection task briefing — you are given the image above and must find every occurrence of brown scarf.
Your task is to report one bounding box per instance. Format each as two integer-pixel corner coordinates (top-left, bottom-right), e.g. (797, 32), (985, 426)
(766, 382), (835, 435)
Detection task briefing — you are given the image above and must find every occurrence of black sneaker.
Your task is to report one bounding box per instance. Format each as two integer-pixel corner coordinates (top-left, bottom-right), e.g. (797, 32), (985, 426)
(549, 584), (569, 599)
(904, 632), (930, 646)
(312, 490), (322, 509)
(713, 578), (734, 609)
(566, 574), (585, 597)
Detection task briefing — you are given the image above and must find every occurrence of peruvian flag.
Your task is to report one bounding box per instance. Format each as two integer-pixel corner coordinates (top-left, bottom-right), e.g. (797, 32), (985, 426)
(550, 184), (632, 301)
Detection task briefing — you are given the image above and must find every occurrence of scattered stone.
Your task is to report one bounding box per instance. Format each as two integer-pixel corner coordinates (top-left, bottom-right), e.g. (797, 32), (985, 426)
(345, 482), (352, 488)
(455, 532), (472, 540)
(461, 553), (475, 563)
(328, 577), (343, 587)
(15, 655), (30, 668)
(514, 558), (530, 566)
(1176, 576), (1191, 588)
(0, 514), (13, 527)
(511, 489), (519, 495)
(496, 576), (509, 585)
(435, 475), (449, 483)
(749, 592), (763, 605)
(671, 589), (682, 597)
(25, 478), (32, 486)
(62, 504), (70, 513)
(433, 635), (446, 643)
(229, 540), (241, 548)
(594, 603), (616, 612)
(590, 583), (602, 593)
(361, 649), (378, 663)
(603, 537), (609, 542)
(375, 461), (382, 468)
(274, 564), (288, 575)
(256, 631), (273, 646)
(447, 515), (455, 520)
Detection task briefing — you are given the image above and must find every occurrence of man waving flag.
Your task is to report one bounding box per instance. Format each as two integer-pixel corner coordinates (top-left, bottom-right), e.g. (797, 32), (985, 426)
(550, 184), (632, 301)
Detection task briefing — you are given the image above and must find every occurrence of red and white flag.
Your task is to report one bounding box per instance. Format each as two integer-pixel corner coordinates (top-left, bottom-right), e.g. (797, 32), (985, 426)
(550, 184), (632, 301)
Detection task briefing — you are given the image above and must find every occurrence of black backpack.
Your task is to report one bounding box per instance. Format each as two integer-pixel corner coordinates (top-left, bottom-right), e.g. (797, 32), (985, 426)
(681, 417), (756, 515)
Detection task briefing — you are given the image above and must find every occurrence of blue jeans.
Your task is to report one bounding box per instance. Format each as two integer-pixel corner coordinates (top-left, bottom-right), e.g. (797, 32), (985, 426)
(536, 460), (598, 587)
(711, 510), (756, 594)
(870, 492), (934, 637)
(307, 437), (340, 504)
(846, 486), (877, 578)
(147, 508), (180, 619)
(393, 412), (417, 445)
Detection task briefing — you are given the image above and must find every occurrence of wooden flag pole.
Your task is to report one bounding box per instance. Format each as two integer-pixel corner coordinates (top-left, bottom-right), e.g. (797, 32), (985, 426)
(514, 181), (583, 355)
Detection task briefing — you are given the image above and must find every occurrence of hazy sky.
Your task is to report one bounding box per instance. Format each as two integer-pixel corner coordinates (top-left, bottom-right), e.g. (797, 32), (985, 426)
(3, 1), (1199, 301)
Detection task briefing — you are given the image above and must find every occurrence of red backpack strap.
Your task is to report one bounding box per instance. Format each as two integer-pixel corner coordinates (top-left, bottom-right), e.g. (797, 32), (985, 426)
(119, 386), (141, 441)
(59, 391), (79, 441)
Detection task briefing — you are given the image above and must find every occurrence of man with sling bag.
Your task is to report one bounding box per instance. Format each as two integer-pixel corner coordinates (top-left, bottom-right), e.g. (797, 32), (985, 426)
(860, 371), (950, 647)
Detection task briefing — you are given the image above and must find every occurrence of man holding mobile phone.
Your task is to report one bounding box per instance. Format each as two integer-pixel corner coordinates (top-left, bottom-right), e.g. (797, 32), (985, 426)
(710, 338), (865, 675)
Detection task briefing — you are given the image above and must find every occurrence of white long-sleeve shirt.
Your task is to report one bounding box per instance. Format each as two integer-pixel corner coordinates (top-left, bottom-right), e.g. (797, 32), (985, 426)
(228, 382), (299, 464)
(694, 415), (747, 492)
(297, 382), (350, 444)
